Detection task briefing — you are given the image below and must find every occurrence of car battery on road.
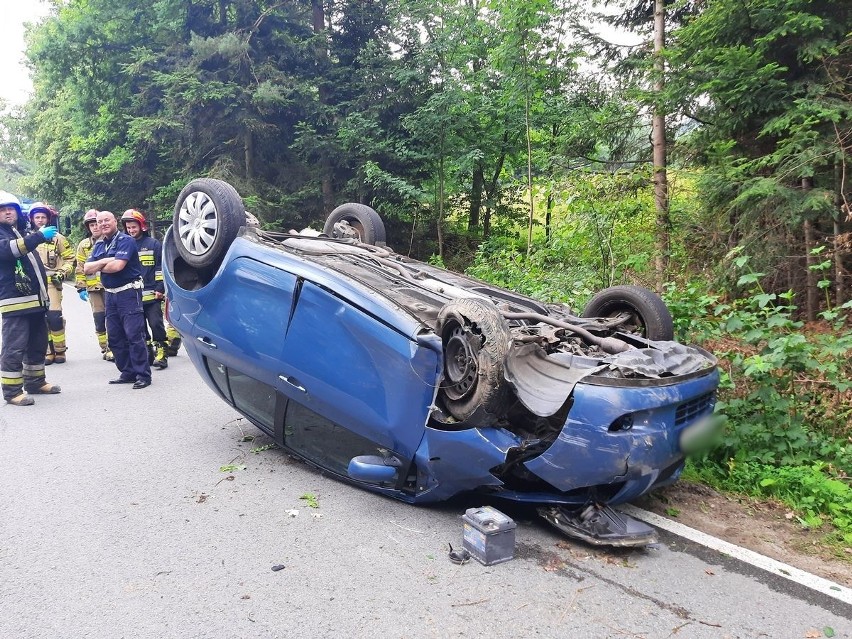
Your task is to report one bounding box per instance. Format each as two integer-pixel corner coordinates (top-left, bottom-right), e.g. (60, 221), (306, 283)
(462, 506), (517, 566)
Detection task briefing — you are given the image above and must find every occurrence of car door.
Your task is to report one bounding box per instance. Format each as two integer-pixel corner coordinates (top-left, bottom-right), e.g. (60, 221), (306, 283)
(191, 256), (298, 388)
(279, 280), (439, 463)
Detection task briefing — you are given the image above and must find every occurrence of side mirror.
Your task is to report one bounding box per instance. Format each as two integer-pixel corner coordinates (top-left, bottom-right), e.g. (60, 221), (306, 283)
(348, 454), (401, 484)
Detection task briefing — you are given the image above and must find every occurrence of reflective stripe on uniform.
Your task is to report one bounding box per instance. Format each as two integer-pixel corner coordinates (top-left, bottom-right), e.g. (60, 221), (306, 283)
(139, 250), (156, 267)
(142, 291), (158, 303)
(8, 238), (26, 258)
(22, 363), (46, 381)
(1, 372), (24, 385)
(0, 295), (42, 314)
(85, 273), (102, 288)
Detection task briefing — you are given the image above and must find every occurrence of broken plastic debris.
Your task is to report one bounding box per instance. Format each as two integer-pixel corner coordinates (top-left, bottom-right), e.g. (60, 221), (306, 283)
(286, 509), (299, 517)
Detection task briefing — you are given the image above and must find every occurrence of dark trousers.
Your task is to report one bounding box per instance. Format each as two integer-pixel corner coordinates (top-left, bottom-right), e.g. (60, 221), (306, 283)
(143, 301), (167, 343)
(105, 289), (151, 382)
(1, 311), (49, 400)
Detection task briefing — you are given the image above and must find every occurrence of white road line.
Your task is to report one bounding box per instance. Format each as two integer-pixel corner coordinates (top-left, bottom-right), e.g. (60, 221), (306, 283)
(620, 504), (852, 606)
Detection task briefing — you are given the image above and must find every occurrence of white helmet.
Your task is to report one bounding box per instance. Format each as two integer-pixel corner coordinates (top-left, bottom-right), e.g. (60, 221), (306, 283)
(0, 191), (22, 215)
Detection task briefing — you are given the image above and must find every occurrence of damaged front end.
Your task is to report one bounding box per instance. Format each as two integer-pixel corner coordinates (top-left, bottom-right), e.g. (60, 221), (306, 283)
(417, 313), (720, 545)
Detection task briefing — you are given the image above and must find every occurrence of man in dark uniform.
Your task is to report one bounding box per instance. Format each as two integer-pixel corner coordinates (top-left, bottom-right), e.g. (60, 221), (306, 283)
(0, 190), (62, 405)
(84, 210), (151, 389)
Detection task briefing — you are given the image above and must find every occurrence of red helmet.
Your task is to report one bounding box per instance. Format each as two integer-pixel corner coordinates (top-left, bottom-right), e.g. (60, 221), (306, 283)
(121, 208), (148, 232)
(29, 201), (58, 226)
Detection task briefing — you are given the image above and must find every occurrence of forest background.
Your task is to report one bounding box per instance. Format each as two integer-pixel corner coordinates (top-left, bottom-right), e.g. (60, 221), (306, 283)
(0, 0), (850, 555)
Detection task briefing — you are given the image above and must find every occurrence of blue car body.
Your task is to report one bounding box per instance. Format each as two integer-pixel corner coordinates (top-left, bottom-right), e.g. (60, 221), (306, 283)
(163, 223), (719, 510)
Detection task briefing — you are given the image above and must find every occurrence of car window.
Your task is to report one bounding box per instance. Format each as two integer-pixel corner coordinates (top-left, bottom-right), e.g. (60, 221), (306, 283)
(228, 368), (277, 431)
(284, 400), (390, 477)
(207, 360), (231, 401)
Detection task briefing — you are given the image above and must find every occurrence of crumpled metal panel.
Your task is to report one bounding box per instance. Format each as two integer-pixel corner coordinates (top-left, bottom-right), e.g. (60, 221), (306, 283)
(504, 344), (598, 416)
(410, 425), (521, 503)
(599, 341), (716, 378)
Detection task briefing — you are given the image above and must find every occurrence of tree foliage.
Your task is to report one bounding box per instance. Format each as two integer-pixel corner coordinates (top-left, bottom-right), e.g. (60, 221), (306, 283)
(6, 0), (852, 302)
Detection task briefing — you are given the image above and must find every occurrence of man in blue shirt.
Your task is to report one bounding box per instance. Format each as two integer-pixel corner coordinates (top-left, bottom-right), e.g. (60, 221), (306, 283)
(84, 211), (151, 389)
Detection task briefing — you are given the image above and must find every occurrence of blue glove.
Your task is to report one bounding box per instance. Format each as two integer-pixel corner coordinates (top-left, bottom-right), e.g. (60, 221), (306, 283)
(78, 289), (89, 302)
(40, 226), (58, 241)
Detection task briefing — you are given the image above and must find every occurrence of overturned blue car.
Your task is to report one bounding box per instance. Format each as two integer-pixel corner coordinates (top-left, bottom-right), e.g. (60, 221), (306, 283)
(163, 178), (720, 546)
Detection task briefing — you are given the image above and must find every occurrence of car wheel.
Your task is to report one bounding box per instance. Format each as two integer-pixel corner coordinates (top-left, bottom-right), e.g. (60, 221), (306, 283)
(437, 298), (512, 426)
(581, 285), (674, 341)
(322, 203), (386, 245)
(173, 178), (245, 269)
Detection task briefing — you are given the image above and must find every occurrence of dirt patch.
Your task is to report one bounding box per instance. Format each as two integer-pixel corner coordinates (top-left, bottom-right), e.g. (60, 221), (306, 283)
(634, 480), (852, 587)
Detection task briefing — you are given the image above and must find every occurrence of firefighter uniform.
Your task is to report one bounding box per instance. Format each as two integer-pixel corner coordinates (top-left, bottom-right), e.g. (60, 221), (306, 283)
(0, 191), (62, 405)
(30, 203), (74, 364)
(75, 210), (113, 361)
(121, 209), (168, 369)
(165, 322), (182, 356)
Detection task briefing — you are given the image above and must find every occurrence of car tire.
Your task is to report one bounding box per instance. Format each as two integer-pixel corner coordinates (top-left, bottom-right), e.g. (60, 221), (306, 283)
(581, 285), (674, 341)
(437, 298), (512, 426)
(173, 178), (245, 269)
(322, 203), (386, 245)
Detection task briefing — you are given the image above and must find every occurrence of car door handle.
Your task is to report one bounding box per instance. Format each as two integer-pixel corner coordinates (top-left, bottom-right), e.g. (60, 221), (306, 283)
(196, 336), (217, 349)
(279, 375), (306, 393)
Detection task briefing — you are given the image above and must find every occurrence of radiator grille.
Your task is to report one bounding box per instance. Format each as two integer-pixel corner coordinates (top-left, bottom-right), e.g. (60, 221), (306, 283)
(675, 392), (715, 426)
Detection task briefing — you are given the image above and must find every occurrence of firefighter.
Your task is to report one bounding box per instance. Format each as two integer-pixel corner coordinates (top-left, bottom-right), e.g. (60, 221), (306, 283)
(0, 191), (61, 405)
(120, 209), (167, 369)
(29, 202), (74, 365)
(165, 322), (182, 357)
(74, 208), (113, 361)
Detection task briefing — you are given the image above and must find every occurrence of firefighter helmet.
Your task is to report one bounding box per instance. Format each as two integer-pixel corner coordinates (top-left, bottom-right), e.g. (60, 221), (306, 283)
(82, 208), (99, 237)
(121, 208), (148, 232)
(29, 201), (58, 226)
(0, 191), (22, 216)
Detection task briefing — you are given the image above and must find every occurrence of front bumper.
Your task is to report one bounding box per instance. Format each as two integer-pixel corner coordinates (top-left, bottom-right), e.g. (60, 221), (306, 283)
(523, 369), (720, 504)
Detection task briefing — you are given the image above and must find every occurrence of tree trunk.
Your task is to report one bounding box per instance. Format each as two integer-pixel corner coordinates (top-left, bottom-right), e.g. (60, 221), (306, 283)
(834, 162), (846, 306)
(803, 177), (818, 320)
(525, 93), (534, 256)
(437, 155), (445, 260)
(219, 0), (227, 28)
(545, 191), (553, 244)
(652, 0), (669, 292)
(244, 128), (254, 180)
(481, 135), (511, 240)
(469, 164), (483, 231)
(312, 0), (334, 211)
(545, 123), (559, 243)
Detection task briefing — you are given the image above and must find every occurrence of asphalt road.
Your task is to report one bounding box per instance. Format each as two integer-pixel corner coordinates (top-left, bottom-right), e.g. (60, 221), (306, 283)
(1, 289), (850, 638)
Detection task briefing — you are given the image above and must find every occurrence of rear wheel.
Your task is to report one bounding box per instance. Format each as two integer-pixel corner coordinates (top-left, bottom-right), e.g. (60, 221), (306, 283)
(581, 285), (674, 341)
(173, 178), (245, 269)
(437, 298), (511, 426)
(322, 203), (386, 245)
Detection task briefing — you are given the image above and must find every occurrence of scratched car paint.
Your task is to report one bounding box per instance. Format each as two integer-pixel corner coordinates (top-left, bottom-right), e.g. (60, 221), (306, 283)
(163, 178), (720, 546)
